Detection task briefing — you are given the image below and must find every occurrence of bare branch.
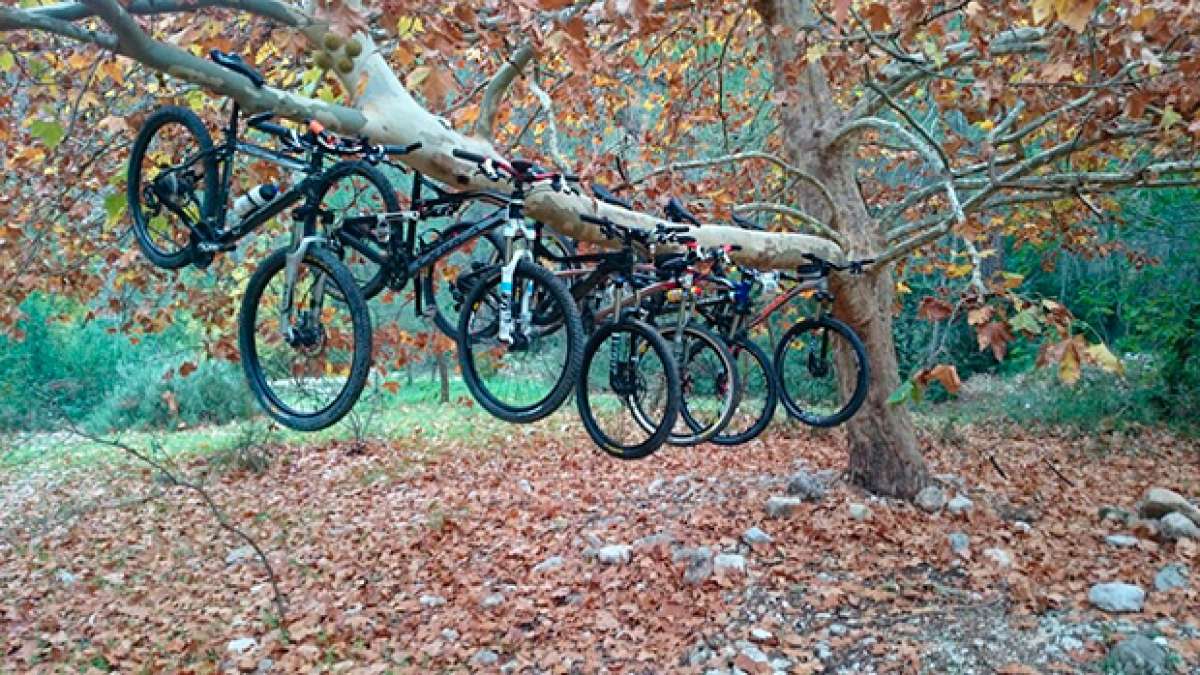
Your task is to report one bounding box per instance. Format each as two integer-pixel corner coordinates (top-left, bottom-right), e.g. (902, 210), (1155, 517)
(622, 151), (839, 224)
(0, 5), (117, 48)
(475, 43), (535, 141)
(25, 0), (309, 27)
(527, 72), (568, 171)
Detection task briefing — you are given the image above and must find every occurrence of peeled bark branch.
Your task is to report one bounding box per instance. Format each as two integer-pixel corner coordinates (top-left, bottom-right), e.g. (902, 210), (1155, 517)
(733, 202), (846, 247)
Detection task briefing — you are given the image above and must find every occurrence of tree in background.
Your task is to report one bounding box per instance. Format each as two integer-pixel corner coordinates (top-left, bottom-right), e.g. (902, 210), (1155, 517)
(0, 0), (1196, 497)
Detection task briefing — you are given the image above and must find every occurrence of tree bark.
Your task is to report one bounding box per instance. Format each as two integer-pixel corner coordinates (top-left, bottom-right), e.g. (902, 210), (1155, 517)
(756, 0), (929, 498)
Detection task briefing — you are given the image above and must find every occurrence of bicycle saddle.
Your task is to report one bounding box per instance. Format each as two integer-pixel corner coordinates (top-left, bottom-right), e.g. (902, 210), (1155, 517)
(654, 252), (690, 278)
(508, 158), (544, 177)
(664, 196), (701, 226)
(210, 50), (266, 88)
(732, 214), (764, 231)
(592, 183), (633, 209)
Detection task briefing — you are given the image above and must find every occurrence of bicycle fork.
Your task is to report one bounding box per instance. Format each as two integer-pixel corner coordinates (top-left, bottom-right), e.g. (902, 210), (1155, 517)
(497, 214), (535, 346)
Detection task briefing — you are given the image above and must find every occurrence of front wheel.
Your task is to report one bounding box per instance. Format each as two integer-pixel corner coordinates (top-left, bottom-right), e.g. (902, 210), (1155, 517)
(456, 260), (584, 424)
(576, 319), (681, 459)
(773, 316), (869, 428)
(238, 245), (372, 431)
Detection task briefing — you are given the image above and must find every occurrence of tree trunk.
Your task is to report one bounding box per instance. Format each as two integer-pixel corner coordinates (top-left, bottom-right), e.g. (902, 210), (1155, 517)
(436, 349), (450, 405)
(757, 0), (930, 498)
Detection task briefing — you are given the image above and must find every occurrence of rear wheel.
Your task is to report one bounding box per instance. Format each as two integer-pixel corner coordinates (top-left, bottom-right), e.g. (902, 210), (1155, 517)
(712, 336), (777, 446)
(421, 227), (502, 340)
(774, 316), (869, 428)
(576, 319), (680, 459)
(456, 260), (584, 424)
(634, 323), (739, 446)
(127, 106), (215, 269)
(238, 246), (372, 431)
(314, 161), (400, 300)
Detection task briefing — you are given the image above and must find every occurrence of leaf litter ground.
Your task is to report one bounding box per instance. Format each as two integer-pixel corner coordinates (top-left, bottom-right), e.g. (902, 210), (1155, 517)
(1, 414), (1198, 673)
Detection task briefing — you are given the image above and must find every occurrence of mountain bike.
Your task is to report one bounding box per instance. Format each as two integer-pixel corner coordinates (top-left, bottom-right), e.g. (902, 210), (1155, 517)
(127, 50), (417, 276)
(245, 149), (585, 428)
(563, 216), (684, 458)
(697, 252), (875, 428)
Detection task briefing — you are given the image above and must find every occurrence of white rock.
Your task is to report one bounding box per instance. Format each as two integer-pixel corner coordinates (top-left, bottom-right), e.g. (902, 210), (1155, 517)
(714, 553), (747, 575)
(1159, 512), (1200, 540)
(55, 569), (77, 585)
(848, 503), (872, 522)
(1014, 521), (1033, 533)
(786, 472), (826, 501)
(984, 548), (1013, 568)
(533, 555), (564, 574)
(750, 627), (773, 642)
(1088, 582), (1145, 613)
(481, 592), (505, 608)
(1154, 563), (1189, 592)
(419, 594), (446, 607)
(1139, 487), (1200, 524)
(441, 628), (459, 642)
(225, 546), (255, 566)
(227, 637), (257, 654)
(1105, 534), (1138, 547)
(766, 496), (804, 519)
(518, 479), (534, 494)
(597, 544), (632, 566)
(947, 495), (974, 515)
(948, 532), (970, 554)
(743, 527), (773, 545)
(738, 642), (769, 663)
(472, 649), (500, 666)
(829, 623), (848, 637)
(915, 486), (946, 513)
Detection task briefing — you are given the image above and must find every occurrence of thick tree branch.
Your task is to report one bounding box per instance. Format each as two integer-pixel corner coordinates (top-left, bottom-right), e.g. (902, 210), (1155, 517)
(0, 5), (117, 49)
(732, 202), (845, 247)
(26, 0), (308, 26)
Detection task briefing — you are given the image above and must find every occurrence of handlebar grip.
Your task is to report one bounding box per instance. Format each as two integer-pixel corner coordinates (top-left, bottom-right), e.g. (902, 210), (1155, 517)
(253, 121), (291, 139)
(563, 173), (580, 183)
(675, 235), (697, 245)
(452, 148), (486, 163)
(382, 142), (422, 156)
(579, 213), (608, 225)
(660, 223), (690, 233)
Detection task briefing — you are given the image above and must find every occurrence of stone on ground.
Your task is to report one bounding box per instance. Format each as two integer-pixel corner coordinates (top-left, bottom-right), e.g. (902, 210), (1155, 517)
(742, 526), (773, 546)
(532, 555), (564, 574)
(471, 649), (500, 666)
(1105, 534), (1138, 547)
(1139, 487), (1200, 524)
(765, 495), (804, 518)
(714, 553), (747, 575)
(948, 532), (970, 554)
(915, 486), (946, 513)
(597, 544), (632, 566)
(225, 546), (255, 566)
(1107, 634), (1169, 675)
(1158, 511), (1199, 540)
(984, 548), (1013, 568)
(786, 471), (826, 501)
(947, 495), (973, 515)
(227, 638), (257, 654)
(848, 503), (872, 522)
(1154, 563), (1189, 592)
(1088, 582), (1145, 613)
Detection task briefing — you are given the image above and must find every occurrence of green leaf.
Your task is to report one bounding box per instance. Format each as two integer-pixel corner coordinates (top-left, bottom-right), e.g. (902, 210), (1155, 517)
(887, 380), (915, 406)
(1010, 308), (1042, 335)
(104, 192), (126, 224)
(29, 119), (65, 149)
(0, 50), (14, 73)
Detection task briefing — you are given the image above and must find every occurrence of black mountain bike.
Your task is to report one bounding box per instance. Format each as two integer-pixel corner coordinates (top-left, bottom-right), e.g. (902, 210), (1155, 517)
(127, 50), (417, 276)
(239, 149), (585, 430)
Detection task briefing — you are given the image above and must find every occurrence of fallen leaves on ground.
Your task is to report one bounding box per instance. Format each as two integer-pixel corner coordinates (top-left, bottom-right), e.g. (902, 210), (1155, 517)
(1, 418), (1197, 672)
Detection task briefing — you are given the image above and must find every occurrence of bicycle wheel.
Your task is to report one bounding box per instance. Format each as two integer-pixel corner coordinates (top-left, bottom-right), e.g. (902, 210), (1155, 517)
(712, 336), (778, 446)
(420, 227), (502, 340)
(635, 323), (739, 446)
(457, 260), (584, 423)
(313, 160), (401, 300)
(773, 316), (869, 427)
(576, 319), (681, 459)
(238, 245), (372, 431)
(127, 106), (216, 269)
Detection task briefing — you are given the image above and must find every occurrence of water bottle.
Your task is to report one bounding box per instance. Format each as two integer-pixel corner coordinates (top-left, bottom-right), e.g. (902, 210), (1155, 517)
(228, 184), (279, 226)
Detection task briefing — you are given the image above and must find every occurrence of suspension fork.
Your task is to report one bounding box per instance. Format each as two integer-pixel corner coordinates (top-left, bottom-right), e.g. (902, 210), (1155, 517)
(671, 275), (694, 362)
(280, 217), (327, 341)
(497, 203), (535, 344)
